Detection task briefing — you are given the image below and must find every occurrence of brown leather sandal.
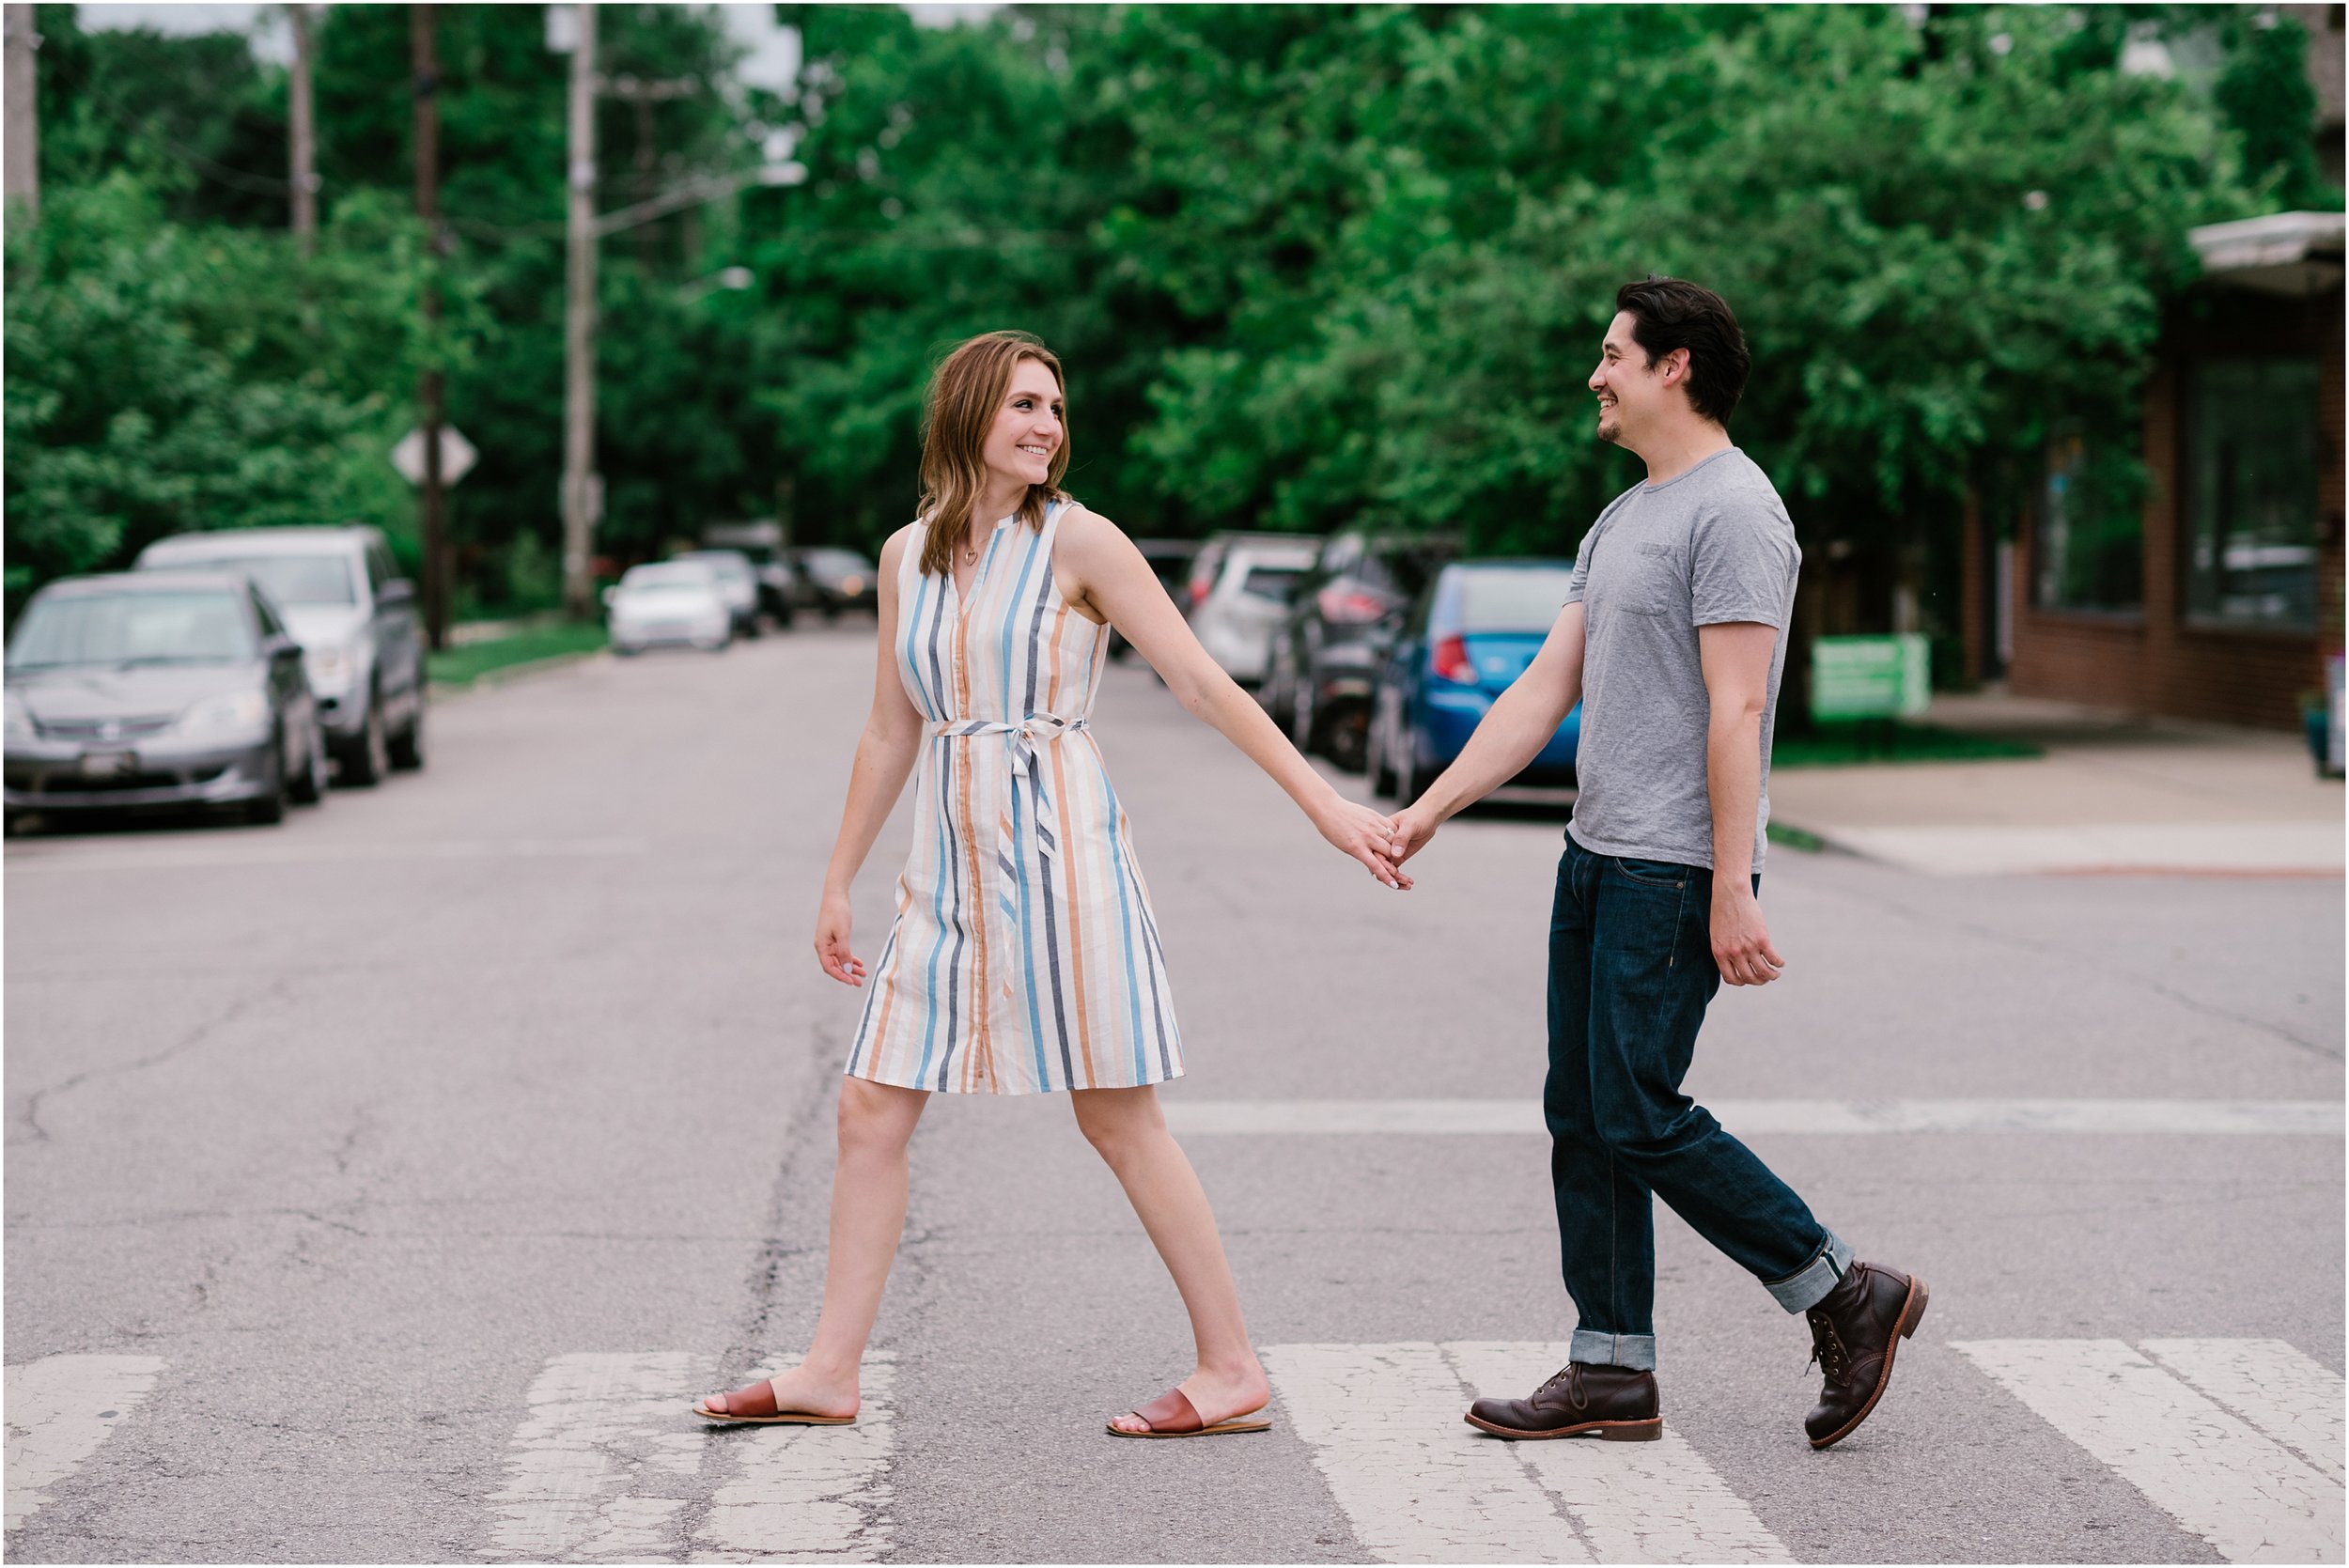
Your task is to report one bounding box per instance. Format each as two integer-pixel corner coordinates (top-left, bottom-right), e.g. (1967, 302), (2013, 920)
(1105, 1386), (1272, 1439)
(691, 1378), (856, 1426)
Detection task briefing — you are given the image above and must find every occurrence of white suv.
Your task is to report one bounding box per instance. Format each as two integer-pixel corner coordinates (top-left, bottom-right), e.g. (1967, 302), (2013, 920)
(1187, 533), (1318, 685)
(136, 526), (427, 785)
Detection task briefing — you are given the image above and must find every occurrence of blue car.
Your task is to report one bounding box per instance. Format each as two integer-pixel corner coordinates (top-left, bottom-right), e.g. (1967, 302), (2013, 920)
(1365, 559), (1581, 803)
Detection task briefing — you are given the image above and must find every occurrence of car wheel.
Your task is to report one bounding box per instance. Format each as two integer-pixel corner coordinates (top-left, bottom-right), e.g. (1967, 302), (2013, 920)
(247, 747), (288, 825)
(388, 695), (426, 771)
(289, 717), (329, 804)
(337, 699), (389, 787)
(1324, 701), (1371, 774)
(6, 809), (31, 837)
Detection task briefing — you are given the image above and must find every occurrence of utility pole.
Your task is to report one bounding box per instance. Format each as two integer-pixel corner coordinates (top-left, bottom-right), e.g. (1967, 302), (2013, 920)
(5, 4), (39, 221)
(288, 4), (316, 253)
(559, 2), (599, 619)
(412, 4), (449, 649)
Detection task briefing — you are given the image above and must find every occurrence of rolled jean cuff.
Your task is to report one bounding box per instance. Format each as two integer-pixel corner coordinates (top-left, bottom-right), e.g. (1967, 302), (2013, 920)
(1764, 1230), (1856, 1313)
(1570, 1329), (1657, 1372)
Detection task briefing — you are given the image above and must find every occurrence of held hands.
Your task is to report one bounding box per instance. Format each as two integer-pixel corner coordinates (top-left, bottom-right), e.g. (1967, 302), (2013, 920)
(1710, 881), (1786, 986)
(1385, 801), (1440, 868)
(1313, 793), (1414, 891)
(815, 889), (867, 986)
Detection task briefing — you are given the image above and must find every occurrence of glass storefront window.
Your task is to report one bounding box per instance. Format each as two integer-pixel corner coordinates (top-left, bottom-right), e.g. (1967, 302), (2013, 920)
(2034, 427), (2144, 613)
(2186, 358), (2321, 629)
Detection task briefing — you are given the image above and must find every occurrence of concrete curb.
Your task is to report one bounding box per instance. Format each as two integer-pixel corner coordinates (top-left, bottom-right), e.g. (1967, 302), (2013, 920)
(429, 648), (609, 702)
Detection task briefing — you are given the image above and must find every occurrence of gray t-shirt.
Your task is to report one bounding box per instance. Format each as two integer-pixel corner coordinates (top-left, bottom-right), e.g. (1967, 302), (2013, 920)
(1563, 446), (1799, 874)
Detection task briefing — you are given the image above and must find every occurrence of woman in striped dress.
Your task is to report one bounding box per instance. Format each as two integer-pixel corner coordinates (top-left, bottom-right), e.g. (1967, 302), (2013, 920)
(694, 331), (1408, 1438)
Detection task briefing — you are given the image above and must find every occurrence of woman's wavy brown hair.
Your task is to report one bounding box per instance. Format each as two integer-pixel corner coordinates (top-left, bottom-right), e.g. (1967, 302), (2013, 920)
(915, 331), (1070, 580)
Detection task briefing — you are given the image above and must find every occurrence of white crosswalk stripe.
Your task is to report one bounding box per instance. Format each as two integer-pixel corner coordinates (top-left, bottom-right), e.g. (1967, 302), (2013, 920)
(487, 1352), (896, 1561)
(1952, 1339), (2345, 1564)
(692, 1353), (896, 1562)
(4, 1355), (167, 1532)
(1263, 1342), (1791, 1564)
(489, 1352), (713, 1560)
(1164, 1097), (2345, 1136)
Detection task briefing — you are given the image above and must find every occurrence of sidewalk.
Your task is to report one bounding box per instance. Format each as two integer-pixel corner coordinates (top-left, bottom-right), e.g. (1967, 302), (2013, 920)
(1769, 689), (2344, 875)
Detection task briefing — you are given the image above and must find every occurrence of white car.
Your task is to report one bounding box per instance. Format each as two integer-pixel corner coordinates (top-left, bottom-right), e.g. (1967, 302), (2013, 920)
(670, 549), (762, 638)
(1187, 534), (1318, 685)
(607, 563), (731, 655)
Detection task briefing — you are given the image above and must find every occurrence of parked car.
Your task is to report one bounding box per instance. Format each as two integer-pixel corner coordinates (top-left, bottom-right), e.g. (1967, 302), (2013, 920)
(1365, 560), (1582, 803)
(671, 549), (763, 639)
(135, 525), (425, 786)
(794, 547), (879, 619)
(701, 520), (799, 627)
(6, 571), (327, 830)
(606, 561), (732, 654)
(1107, 538), (1200, 662)
(1264, 531), (1458, 771)
(1185, 533), (1319, 686)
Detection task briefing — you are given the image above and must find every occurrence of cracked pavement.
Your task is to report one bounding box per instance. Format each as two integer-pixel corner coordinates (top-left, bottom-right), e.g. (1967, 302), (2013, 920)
(6, 625), (2341, 1562)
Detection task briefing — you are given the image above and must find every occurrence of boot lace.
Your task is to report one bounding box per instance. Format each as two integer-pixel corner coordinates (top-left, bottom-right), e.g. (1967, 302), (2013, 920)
(1805, 1310), (1851, 1385)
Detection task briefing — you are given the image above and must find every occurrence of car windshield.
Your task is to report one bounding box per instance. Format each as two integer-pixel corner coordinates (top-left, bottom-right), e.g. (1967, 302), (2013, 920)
(154, 552), (356, 606)
(802, 550), (871, 577)
(1455, 568), (1577, 631)
(8, 590), (257, 669)
(680, 555), (751, 582)
(621, 567), (712, 591)
(1238, 565), (1306, 603)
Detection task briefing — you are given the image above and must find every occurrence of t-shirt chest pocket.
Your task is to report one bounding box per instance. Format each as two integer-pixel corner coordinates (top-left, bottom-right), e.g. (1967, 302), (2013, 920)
(1598, 539), (1687, 618)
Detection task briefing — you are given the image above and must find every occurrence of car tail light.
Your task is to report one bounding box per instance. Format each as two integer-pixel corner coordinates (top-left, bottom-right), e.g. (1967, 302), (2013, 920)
(1432, 634), (1474, 685)
(1189, 578), (1210, 610)
(1317, 584), (1390, 624)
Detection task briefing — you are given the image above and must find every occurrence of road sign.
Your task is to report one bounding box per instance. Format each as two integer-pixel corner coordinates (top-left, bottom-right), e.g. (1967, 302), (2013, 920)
(1811, 634), (1930, 721)
(391, 426), (478, 488)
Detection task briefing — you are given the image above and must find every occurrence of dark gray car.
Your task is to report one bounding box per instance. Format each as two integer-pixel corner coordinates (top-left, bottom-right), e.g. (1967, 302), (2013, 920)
(135, 526), (426, 786)
(5, 571), (328, 830)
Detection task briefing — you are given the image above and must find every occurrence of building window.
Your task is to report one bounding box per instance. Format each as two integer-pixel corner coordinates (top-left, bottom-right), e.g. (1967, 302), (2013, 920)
(2186, 358), (2322, 629)
(2033, 427), (2143, 613)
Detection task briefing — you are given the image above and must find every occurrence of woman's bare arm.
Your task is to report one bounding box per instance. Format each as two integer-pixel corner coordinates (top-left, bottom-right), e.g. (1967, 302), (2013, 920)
(815, 526), (927, 986)
(1053, 505), (1408, 890)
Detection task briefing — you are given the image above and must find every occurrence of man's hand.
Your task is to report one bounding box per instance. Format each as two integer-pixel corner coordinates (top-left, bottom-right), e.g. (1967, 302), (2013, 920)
(1387, 802), (1441, 866)
(1711, 880), (1785, 986)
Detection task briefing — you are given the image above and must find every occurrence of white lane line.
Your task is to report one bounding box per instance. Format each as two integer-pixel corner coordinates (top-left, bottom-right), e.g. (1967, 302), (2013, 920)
(1264, 1342), (1792, 1565)
(1952, 1339), (2344, 1563)
(1264, 1342), (1590, 1563)
(489, 1351), (711, 1560)
(5, 1355), (166, 1531)
(5, 838), (648, 875)
(692, 1353), (895, 1562)
(1445, 1343), (1791, 1565)
(2140, 1340), (2345, 1485)
(1165, 1098), (2344, 1136)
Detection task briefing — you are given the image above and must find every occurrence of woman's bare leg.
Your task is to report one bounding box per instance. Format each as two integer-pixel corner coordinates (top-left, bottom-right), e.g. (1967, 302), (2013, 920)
(704, 1077), (927, 1418)
(1071, 1085), (1269, 1433)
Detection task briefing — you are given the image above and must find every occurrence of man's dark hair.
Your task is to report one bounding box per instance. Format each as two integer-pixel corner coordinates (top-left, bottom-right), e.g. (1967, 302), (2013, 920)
(1613, 276), (1750, 426)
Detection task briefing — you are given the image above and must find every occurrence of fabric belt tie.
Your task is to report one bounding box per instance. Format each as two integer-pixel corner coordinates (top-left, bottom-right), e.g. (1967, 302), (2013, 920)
(931, 714), (1087, 792)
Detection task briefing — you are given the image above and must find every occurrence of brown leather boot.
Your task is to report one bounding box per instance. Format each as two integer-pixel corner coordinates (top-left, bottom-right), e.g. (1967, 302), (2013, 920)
(1802, 1260), (1929, 1449)
(1465, 1361), (1662, 1441)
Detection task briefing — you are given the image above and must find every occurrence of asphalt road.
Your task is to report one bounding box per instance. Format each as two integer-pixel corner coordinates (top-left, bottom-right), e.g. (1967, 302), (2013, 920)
(7, 625), (2341, 1564)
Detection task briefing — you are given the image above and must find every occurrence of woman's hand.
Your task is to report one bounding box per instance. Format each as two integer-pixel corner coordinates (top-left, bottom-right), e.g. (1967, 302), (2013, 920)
(1313, 794), (1413, 891)
(815, 891), (867, 986)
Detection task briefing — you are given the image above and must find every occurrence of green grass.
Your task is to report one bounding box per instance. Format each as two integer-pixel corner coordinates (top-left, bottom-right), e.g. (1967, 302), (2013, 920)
(428, 621), (607, 689)
(1766, 820), (1828, 853)
(1772, 720), (2042, 769)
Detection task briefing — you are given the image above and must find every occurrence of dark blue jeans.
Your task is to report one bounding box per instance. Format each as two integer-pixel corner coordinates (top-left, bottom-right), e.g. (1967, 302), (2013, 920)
(1546, 832), (1850, 1371)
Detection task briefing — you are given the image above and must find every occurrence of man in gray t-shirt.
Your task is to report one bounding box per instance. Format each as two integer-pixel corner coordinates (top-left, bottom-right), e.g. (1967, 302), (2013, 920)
(1564, 445), (1797, 873)
(1385, 277), (1927, 1452)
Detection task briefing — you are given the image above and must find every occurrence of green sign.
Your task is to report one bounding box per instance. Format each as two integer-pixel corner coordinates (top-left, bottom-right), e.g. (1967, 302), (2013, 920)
(1811, 634), (1929, 721)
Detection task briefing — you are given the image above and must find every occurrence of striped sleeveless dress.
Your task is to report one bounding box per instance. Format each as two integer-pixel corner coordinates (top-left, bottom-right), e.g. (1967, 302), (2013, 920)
(845, 499), (1184, 1095)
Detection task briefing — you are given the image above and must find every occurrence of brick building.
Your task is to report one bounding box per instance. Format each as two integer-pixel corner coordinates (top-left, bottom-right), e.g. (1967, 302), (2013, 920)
(1988, 211), (2344, 731)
